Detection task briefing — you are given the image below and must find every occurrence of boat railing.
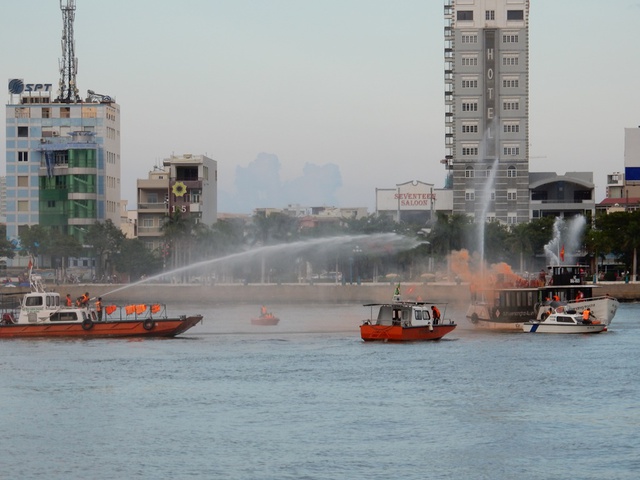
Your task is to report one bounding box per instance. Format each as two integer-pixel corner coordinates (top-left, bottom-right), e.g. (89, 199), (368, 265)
(91, 303), (169, 321)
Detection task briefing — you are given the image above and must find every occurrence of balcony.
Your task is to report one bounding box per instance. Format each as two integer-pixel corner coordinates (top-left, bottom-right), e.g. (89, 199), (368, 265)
(138, 202), (168, 212)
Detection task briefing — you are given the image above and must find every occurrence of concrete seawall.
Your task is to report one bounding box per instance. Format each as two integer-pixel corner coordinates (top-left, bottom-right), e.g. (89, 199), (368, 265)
(53, 282), (472, 306)
(30, 280), (640, 306)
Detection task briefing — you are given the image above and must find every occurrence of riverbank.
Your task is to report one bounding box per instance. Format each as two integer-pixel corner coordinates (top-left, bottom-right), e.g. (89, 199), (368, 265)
(52, 282), (470, 306)
(30, 279), (640, 305)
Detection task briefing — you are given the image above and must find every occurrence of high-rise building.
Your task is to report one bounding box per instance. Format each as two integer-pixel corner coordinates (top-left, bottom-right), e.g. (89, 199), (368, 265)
(4, 0), (121, 267)
(444, 0), (530, 224)
(5, 85), (121, 260)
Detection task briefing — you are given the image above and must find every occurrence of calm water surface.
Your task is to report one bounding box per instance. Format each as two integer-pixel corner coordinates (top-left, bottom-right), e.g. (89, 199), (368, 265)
(1, 301), (639, 479)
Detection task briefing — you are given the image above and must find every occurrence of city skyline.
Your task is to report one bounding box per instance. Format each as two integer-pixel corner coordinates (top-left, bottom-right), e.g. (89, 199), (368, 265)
(2, 0), (639, 213)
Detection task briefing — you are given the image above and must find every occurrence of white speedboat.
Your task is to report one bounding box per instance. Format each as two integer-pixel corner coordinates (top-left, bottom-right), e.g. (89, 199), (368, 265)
(522, 311), (606, 334)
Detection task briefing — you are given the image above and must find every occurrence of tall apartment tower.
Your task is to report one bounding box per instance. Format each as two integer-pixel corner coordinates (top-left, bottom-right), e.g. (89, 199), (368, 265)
(444, 0), (530, 224)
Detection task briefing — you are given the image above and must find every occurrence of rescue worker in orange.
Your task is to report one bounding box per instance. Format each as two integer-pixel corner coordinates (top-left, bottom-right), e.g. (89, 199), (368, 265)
(261, 305), (267, 316)
(431, 305), (441, 324)
(95, 297), (103, 321)
(65, 294), (73, 307)
(582, 308), (592, 324)
(77, 292), (90, 307)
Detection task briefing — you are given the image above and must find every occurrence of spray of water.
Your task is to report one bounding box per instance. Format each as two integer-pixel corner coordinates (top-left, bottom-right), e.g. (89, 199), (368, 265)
(544, 216), (586, 265)
(101, 233), (420, 298)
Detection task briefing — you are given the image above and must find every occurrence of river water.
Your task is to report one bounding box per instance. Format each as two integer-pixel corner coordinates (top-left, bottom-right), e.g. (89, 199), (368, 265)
(1, 301), (639, 479)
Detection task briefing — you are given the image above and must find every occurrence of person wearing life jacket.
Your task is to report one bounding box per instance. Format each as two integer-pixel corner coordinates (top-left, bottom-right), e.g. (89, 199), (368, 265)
(261, 305), (268, 316)
(582, 308), (592, 324)
(576, 291), (584, 301)
(65, 294), (73, 307)
(95, 297), (103, 321)
(431, 305), (441, 324)
(78, 292), (90, 307)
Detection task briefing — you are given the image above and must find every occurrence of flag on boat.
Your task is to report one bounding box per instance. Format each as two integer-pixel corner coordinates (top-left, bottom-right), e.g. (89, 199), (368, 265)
(560, 245), (565, 262)
(27, 258), (33, 270)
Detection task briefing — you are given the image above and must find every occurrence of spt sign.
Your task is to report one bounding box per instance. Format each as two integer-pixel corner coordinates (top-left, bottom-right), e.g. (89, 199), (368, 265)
(8, 79), (53, 94)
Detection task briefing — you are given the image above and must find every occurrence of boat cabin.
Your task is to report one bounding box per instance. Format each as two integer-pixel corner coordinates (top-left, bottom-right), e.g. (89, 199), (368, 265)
(375, 303), (436, 327)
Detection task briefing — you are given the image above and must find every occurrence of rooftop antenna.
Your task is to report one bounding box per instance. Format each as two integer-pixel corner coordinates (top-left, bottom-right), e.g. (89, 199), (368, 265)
(56, 0), (80, 103)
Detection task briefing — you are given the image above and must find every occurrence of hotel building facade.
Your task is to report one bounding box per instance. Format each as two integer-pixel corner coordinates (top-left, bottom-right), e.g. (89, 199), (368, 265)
(444, 0), (530, 224)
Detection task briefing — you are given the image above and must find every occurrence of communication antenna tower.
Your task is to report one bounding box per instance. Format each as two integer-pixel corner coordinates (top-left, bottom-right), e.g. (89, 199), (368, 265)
(56, 0), (80, 103)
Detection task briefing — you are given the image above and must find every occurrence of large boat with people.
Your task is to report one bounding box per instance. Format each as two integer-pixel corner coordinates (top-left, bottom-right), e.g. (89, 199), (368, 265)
(0, 274), (202, 339)
(466, 264), (619, 331)
(360, 288), (456, 342)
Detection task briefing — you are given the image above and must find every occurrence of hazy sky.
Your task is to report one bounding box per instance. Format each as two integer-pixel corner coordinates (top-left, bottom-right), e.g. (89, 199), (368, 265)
(2, 1), (639, 213)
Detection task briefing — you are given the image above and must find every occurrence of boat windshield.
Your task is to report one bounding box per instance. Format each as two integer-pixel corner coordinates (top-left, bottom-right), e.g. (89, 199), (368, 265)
(25, 296), (43, 307)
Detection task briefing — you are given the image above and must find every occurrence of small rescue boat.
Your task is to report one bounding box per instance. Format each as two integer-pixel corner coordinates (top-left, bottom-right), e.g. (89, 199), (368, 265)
(251, 306), (279, 326)
(360, 289), (456, 342)
(0, 275), (202, 339)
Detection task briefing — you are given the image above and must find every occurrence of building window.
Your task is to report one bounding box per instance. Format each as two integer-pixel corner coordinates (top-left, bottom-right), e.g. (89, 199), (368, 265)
(486, 10), (495, 20)
(504, 146), (520, 156)
(60, 107), (71, 118)
(18, 126), (29, 137)
(465, 166), (475, 178)
(461, 55), (478, 66)
(82, 107), (97, 118)
(457, 11), (474, 21)
(507, 166), (517, 177)
(47, 200), (56, 208)
(465, 190), (475, 201)
(503, 100), (520, 111)
(507, 10), (524, 21)
(462, 101), (478, 112)
(18, 176), (29, 187)
(461, 78), (478, 88)
(141, 218), (154, 227)
(503, 34), (519, 43)
(507, 190), (517, 201)
(502, 77), (519, 88)
(42, 107), (51, 119)
(462, 123), (478, 133)
(490, 190), (496, 200)
(18, 200), (29, 212)
(462, 146), (479, 156)
(461, 34), (478, 43)
(18, 151), (29, 162)
(503, 55), (519, 66)
(504, 122), (520, 133)
(507, 214), (518, 225)
(15, 107), (30, 118)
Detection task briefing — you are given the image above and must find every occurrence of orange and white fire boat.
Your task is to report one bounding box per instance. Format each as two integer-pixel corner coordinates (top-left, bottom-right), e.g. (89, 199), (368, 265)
(360, 289), (456, 342)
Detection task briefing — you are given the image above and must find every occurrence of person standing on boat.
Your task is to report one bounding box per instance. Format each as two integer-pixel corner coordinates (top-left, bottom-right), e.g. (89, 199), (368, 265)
(576, 291), (585, 301)
(95, 297), (103, 321)
(431, 305), (441, 324)
(78, 292), (90, 307)
(261, 305), (268, 316)
(65, 294), (73, 307)
(582, 308), (592, 324)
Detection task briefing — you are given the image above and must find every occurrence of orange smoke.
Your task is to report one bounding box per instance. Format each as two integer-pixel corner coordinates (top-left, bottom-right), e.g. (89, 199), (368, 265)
(449, 249), (541, 291)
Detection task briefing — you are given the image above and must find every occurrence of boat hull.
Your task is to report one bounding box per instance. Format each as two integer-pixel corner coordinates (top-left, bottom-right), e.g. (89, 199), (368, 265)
(0, 315), (203, 339)
(522, 322), (606, 334)
(251, 316), (280, 326)
(360, 324), (456, 342)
